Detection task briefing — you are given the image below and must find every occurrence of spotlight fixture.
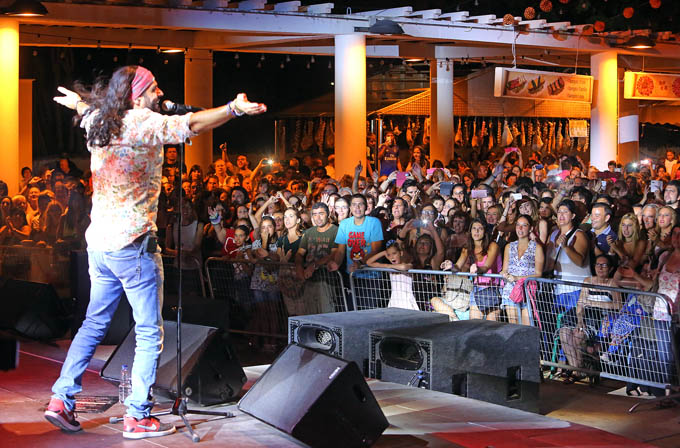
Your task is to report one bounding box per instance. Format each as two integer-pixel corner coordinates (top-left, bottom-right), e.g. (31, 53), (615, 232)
(3, 0), (47, 16)
(622, 35), (656, 49)
(355, 19), (405, 35)
(162, 48), (184, 54)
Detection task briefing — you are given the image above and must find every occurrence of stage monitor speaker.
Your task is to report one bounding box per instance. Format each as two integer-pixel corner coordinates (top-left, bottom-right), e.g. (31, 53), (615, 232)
(238, 344), (388, 448)
(101, 320), (246, 406)
(370, 319), (540, 413)
(0, 278), (68, 340)
(288, 308), (448, 376)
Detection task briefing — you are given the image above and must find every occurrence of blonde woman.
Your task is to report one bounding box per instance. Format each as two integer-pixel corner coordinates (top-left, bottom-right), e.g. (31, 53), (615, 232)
(609, 212), (646, 271)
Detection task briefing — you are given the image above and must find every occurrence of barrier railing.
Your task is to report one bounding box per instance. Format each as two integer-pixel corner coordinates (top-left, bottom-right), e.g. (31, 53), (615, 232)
(349, 267), (678, 391)
(205, 257), (349, 341)
(349, 268), (523, 323)
(522, 277), (679, 391)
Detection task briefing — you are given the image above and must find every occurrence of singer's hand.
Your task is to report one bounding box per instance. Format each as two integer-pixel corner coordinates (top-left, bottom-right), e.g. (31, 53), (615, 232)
(53, 86), (81, 110)
(231, 93), (267, 116)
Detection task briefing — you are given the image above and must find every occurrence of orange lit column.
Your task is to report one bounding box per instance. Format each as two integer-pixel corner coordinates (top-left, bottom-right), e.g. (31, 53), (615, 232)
(184, 49), (213, 171)
(590, 51), (619, 170)
(0, 18), (19, 195)
(429, 57), (454, 165)
(618, 67), (639, 165)
(334, 34), (366, 178)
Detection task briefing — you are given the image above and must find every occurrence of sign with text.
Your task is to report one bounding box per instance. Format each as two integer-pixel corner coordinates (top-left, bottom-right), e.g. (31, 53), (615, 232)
(624, 71), (680, 101)
(494, 67), (593, 103)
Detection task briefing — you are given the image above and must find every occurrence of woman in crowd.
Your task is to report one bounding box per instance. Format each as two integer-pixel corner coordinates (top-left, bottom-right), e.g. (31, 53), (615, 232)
(501, 214), (545, 325)
(648, 205), (676, 259)
(546, 199), (591, 332)
(366, 239), (418, 310)
(0, 207), (30, 245)
(609, 212), (646, 271)
(559, 254), (621, 383)
(333, 197), (350, 224)
(439, 218), (502, 321)
(247, 216), (282, 349)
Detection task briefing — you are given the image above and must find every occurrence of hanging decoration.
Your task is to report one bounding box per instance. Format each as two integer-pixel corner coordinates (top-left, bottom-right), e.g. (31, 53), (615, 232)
(524, 7), (536, 20)
(503, 13), (516, 26)
(558, 0), (570, 3)
(623, 7), (634, 19)
(540, 0), (553, 13)
(649, 0), (661, 9)
(594, 20), (605, 32)
(578, 0), (590, 11)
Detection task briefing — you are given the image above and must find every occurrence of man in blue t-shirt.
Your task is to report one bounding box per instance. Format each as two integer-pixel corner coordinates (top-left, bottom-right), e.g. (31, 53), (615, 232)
(378, 132), (399, 178)
(330, 193), (384, 308)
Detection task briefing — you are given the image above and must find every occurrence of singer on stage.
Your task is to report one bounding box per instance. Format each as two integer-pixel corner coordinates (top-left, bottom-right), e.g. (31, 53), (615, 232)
(44, 65), (266, 439)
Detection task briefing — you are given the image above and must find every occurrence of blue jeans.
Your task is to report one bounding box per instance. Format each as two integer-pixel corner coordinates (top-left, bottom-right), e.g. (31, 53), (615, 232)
(51, 235), (164, 420)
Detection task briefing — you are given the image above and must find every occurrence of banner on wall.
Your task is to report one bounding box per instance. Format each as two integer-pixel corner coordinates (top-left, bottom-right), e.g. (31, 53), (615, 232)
(624, 71), (680, 101)
(494, 67), (593, 103)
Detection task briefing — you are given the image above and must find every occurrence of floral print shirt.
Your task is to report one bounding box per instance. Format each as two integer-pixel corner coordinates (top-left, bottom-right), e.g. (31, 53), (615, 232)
(81, 108), (196, 251)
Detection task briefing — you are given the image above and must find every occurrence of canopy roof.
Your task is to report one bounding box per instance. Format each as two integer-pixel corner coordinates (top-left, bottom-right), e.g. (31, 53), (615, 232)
(9, 1), (680, 74)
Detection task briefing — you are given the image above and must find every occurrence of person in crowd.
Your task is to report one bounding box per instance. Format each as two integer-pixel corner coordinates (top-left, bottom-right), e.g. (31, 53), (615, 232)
(1, 196), (11, 223)
(332, 196), (350, 224)
(649, 205), (676, 257)
(439, 218), (502, 321)
(590, 202), (617, 261)
(220, 142), (252, 178)
(378, 131), (399, 178)
(162, 145), (183, 172)
(55, 189), (90, 249)
(247, 216), (283, 349)
(0, 207), (30, 245)
(559, 254), (621, 382)
(367, 239), (418, 310)
(164, 199), (204, 267)
(330, 193), (384, 307)
(500, 215), (545, 325)
(609, 212), (646, 272)
(295, 202), (340, 313)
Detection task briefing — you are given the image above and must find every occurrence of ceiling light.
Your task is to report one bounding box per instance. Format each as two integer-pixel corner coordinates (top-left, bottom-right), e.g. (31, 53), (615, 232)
(4, 0), (47, 16)
(623, 35), (656, 49)
(612, 35), (656, 50)
(162, 48), (184, 54)
(355, 19), (405, 35)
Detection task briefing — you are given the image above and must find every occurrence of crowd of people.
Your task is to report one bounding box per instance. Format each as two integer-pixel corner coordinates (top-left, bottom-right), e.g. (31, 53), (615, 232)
(2, 138), (679, 386)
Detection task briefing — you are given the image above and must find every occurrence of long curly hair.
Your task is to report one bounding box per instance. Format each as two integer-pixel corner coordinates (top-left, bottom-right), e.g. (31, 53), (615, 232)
(74, 66), (138, 147)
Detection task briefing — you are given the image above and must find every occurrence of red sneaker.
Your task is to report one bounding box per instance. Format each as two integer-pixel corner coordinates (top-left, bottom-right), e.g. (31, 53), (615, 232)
(44, 397), (82, 432)
(123, 415), (176, 439)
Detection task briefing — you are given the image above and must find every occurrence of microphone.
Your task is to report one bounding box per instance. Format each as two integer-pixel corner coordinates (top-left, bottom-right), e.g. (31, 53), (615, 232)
(161, 100), (204, 115)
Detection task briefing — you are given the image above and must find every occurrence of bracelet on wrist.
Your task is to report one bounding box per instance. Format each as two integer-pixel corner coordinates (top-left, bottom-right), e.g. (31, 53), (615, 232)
(227, 101), (245, 118)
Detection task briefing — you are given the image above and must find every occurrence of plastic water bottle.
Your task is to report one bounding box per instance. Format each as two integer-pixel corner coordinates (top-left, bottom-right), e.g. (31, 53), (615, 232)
(119, 364), (131, 404)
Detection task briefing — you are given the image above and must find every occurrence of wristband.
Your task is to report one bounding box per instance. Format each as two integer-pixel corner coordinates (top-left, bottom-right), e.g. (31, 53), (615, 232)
(227, 101), (245, 118)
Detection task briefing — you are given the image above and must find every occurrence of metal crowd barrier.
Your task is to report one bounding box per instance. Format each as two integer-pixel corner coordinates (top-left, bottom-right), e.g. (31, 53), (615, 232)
(349, 267), (679, 392)
(205, 257), (349, 341)
(349, 268), (522, 323)
(521, 277), (679, 391)
(0, 244), (71, 297)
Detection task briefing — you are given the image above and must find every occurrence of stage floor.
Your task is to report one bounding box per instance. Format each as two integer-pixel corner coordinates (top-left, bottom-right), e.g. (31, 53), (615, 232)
(0, 341), (678, 447)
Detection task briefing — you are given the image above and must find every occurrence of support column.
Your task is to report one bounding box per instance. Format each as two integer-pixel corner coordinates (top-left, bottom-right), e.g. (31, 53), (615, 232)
(590, 51), (619, 170)
(19, 79), (34, 176)
(0, 18), (19, 196)
(618, 67), (639, 165)
(334, 34), (366, 179)
(429, 57), (454, 165)
(184, 49), (213, 171)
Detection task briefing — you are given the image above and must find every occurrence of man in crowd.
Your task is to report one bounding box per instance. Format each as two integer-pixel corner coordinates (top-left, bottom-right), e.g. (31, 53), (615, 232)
(330, 193), (383, 308)
(295, 202), (340, 313)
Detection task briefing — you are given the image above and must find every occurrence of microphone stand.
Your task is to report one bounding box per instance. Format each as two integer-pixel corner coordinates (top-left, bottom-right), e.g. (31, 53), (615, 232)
(111, 141), (234, 443)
